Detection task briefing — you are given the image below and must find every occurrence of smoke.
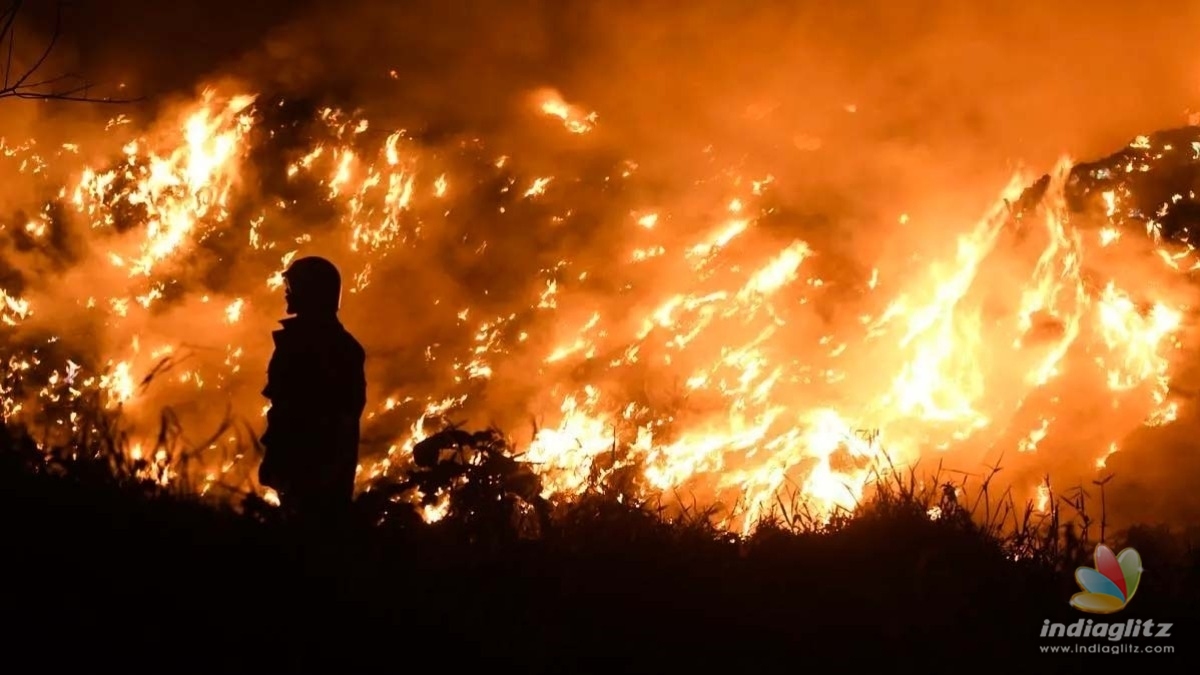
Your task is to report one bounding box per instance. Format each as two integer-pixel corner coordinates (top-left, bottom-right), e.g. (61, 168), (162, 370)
(4, 0), (1200, 527)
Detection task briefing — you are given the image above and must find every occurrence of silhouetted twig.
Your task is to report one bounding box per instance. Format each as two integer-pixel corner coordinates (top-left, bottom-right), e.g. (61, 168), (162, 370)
(0, 1), (141, 104)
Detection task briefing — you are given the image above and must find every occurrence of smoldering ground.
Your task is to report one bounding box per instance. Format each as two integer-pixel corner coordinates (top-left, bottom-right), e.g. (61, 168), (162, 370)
(3, 0), (1200, 526)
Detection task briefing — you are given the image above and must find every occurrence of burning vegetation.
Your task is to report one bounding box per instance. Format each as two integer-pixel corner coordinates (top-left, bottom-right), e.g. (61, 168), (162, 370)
(0, 82), (1198, 536)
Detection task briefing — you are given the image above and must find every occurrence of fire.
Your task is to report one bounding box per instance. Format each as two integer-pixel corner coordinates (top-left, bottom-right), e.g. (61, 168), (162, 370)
(534, 88), (597, 134)
(0, 87), (1195, 534)
(72, 91), (257, 279)
(0, 289), (31, 326)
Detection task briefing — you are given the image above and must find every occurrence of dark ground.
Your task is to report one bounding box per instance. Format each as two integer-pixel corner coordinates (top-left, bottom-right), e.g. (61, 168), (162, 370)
(0, 424), (1196, 674)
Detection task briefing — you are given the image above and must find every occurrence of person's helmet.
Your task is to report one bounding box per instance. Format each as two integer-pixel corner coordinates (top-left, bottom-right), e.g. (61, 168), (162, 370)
(283, 256), (342, 315)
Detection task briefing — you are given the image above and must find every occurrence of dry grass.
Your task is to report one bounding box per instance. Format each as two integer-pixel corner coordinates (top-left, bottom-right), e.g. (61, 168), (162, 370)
(0, 390), (1170, 563)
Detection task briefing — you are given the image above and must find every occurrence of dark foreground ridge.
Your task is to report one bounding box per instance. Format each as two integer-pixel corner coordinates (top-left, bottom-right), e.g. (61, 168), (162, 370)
(1, 422), (1196, 674)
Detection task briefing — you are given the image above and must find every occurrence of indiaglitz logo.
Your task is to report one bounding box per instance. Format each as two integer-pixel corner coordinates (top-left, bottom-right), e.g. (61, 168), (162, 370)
(1070, 543), (1142, 614)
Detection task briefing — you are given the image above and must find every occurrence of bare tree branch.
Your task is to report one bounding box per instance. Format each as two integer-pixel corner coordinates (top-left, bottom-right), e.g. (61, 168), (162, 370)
(0, 0), (141, 104)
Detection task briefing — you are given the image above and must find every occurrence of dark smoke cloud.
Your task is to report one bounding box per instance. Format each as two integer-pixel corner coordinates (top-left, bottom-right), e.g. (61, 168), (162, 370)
(5, 0), (1200, 527)
(42, 0), (1200, 219)
(220, 0), (1200, 297)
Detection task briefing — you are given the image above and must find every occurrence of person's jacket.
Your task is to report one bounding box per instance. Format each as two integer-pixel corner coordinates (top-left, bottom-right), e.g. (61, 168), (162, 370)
(259, 313), (366, 498)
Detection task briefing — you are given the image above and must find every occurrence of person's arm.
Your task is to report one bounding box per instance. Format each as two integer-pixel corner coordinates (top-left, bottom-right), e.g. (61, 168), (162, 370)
(350, 349), (367, 416)
(262, 353), (280, 400)
(259, 346), (287, 490)
(262, 331), (292, 401)
(333, 338), (367, 418)
(260, 337), (306, 452)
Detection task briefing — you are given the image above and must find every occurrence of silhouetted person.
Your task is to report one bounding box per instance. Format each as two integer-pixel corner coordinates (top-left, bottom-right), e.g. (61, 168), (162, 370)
(258, 256), (366, 529)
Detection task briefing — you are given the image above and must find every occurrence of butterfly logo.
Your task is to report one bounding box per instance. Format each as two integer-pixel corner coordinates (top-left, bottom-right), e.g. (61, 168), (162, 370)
(1070, 543), (1143, 614)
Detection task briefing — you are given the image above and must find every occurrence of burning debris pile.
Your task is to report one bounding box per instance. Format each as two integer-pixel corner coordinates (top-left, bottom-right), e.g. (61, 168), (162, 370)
(1, 85), (1198, 534)
(1015, 126), (1200, 248)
